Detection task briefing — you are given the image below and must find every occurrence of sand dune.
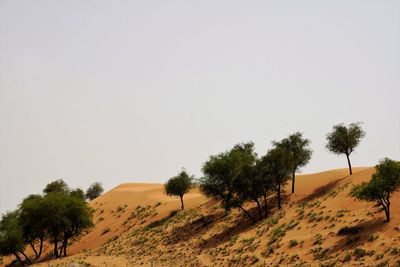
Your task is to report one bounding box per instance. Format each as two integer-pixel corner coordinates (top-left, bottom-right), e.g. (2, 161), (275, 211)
(22, 166), (400, 266)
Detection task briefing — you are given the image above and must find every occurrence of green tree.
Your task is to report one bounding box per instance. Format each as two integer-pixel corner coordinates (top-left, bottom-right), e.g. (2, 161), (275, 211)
(274, 132), (312, 194)
(19, 194), (46, 260)
(85, 182), (104, 200)
(59, 194), (93, 256)
(0, 211), (30, 265)
(43, 179), (70, 194)
(351, 158), (400, 222)
(200, 142), (258, 222)
(165, 170), (193, 210)
(71, 188), (85, 200)
(326, 122), (365, 175)
(258, 147), (292, 210)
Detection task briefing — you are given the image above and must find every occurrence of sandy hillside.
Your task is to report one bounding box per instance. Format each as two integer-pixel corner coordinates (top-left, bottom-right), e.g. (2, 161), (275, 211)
(12, 167), (400, 266)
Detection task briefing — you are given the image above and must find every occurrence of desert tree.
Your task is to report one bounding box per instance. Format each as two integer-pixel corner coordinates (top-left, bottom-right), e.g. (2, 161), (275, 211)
(200, 142), (258, 222)
(165, 170), (193, 210)
(59, 194), (93, 256)
(351, 158), (400, 222)
(85, 182), (104, 200)
(326, 122), (365, 175)
(258, 147), (292, 210)
(0, 211), (31, 265)
(19, 194), (47, 260)
(43, 179), (70, 194)
(70, 188), (86, 200)
(274, 132), (312, 193)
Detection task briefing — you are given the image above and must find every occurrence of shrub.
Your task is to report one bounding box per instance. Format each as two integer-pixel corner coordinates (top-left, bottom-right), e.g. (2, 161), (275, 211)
(342, 252), (351, 262)
(289, 240), (298, 248)
(101, 227), (110, 235)
(354, 248), (367, 259)
(313, 234), (323, 245)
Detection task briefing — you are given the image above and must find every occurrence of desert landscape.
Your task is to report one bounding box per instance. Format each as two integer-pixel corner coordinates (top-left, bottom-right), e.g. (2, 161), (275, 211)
(2, 164), (400, 266)
(1, 1), (399, 266)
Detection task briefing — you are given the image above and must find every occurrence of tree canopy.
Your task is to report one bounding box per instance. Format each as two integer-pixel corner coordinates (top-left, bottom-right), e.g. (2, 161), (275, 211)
(85, 182), (104, 200)
(326, 122), (365, 175)
(351, 158), (400, 222)
(274, 132), (312, 193)
(165, 170), (193, 210)
(0, 180), (94, 264)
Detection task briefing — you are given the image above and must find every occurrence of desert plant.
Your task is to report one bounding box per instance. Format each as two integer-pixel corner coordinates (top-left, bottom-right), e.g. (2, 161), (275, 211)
(326, 122), (365, 175)
(85, 182), (104, 200)
(273, 132), (312, 193)
(101, 227), (110, 235)
(289, 239), (298, 247)
(351, 158), (400, 222)
(165, 169), (193, 210)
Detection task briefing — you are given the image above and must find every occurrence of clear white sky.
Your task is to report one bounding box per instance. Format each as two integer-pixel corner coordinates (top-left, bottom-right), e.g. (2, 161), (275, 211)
(1, 0), (399, 215)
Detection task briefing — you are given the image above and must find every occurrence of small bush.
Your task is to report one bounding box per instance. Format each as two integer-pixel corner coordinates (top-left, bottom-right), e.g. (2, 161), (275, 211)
(391, 247), (400, 254)
(342, 251), (351, 262)
(289, 239), (298, 248)
(101, 227), (110, 235)
(354, 248), (367, 259)
(313, 233), (323, 245)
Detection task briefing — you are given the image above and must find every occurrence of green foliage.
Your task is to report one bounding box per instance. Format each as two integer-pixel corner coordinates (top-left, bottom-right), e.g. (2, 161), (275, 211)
(1, 180), (94, 262)
(289, 239), (298, 247)
(200, 142), (262, 220)
(0, 211), (24, 256)
(325, 122), (365, 175)
(351, 158), (400, 221)
(257, 147), (292, 209)
(85, 182), (104, 201)
(273, 132), (312, 193)
(353, 248), (367, 259)
(165, 169), (193, 210)
(43, 179), (70, 194)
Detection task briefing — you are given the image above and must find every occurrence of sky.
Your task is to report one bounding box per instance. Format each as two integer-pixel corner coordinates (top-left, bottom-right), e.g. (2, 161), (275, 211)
(0, 0), (399, 215)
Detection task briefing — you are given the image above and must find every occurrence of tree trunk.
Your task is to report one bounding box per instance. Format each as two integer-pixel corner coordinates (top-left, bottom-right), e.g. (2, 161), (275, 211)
(12, 252), (23, 265)
(263, 193), (268, 215)
(38, 236), (44, 258)
(53, 239), (59, 258)
(19, 251), (31, 264)
(63, 238), (68, 256)
(277, 184), (282, 210)
(291, 170), (296, 194)
(238, 206), (256, 223)
(385, 199), (390, 222)
(29, 240), (38, 259)
(180, 195), (184, 210)
(255, 198), (263, 219)
(346, 154), (352, 175)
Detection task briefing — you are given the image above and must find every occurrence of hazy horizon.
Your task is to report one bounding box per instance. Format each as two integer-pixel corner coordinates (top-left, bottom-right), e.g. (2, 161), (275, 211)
(1, 0), (399, 215)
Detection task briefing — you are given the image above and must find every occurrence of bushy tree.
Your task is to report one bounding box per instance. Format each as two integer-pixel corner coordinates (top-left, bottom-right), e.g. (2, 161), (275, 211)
(257, 147), (292, 210)
(43, 179), (70, 194)
(0, 211), (30, 265)
(19, 194), (46, 260)
(351, 158), (400, 222)
(200, 142), (259, 222)
(59, 194), (93, 256)
(274, 132), (312, 194)
(326, 122), (365, 175)
(165, 170), (193, 210)
(85, 182), (104, 200)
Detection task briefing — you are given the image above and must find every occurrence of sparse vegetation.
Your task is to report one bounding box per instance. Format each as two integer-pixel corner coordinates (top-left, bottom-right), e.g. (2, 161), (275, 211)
(325, 122), (365, 175)
(351, 158), (400, 222)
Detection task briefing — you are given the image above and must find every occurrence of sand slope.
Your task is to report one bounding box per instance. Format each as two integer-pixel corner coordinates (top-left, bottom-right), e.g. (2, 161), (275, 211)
(23, 166), (400, 266)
